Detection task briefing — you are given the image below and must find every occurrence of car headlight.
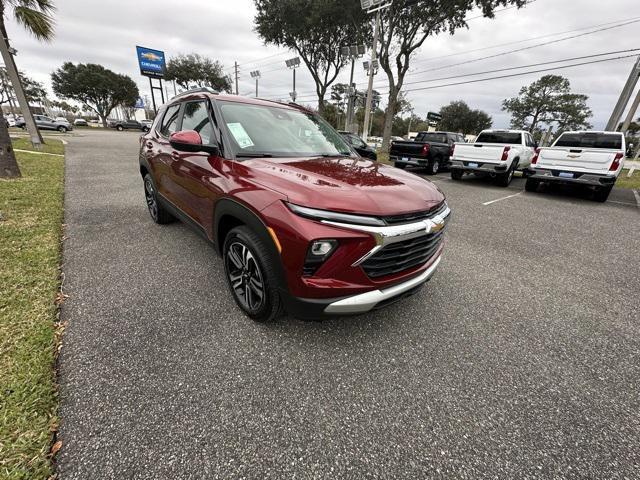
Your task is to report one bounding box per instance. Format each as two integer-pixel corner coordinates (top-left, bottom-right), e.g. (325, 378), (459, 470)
(285, 202), (385, 226)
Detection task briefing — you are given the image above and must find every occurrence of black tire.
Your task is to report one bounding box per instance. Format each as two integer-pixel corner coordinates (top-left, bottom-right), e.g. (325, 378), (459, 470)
(593, 185), (613, 203)
(426, 158), (440, 175)
(116, 125), (124, 131)
(57, 126), (67, 133)
(525, 178), (540, 192)
(223, 226), (283, 322)
(451, 168), (463, 180)
(394, 162), (406, 170)
(143, 173), (173, 224)
(496, 164), (516, 187)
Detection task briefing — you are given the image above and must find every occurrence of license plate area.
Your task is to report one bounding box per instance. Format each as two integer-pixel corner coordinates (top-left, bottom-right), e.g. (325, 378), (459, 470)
(468, 162), (478, 168)
(558, 172), (574, 178)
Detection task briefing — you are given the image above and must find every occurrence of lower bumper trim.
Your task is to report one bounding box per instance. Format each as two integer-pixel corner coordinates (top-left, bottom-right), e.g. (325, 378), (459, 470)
(324, 255), (442, 314)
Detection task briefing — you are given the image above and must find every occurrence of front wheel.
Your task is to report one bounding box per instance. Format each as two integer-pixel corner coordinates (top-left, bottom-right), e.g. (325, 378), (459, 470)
(116, 125), (124, 131)
(57, 126), (67, 133)
(451, 169), (463, 180)
(223, 226), (283, 322)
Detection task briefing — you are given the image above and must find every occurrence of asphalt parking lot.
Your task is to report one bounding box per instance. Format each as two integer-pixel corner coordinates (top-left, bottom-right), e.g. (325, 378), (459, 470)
(58, 129), (640, 479)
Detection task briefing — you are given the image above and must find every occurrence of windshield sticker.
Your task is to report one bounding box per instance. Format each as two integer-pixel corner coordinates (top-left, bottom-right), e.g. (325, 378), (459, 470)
(227, 122), (255, 148)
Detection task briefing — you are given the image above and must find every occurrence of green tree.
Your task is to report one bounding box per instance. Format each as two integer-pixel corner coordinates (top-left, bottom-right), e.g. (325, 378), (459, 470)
(0, 68), (46, 106)
(165, 53), (232, 92)
(376, 0), (528, 153)
(51, 63), (139, 127)
(502, 75), (592, 133)
(0, 0), (55, 178)
(438, 100), (492, 135)
(254, 0), (369, 114)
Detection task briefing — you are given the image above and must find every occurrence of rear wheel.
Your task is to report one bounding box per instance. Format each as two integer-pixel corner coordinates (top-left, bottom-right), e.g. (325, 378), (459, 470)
(525, 178), (540, 192)
(143, 174), (173, 224)
(593, 184), (613, 203)
(394, 163), (406, 170)
(426, 158), (440, 175)
(451, 169), (463, 180)
(223, 226), (283, 322)
(57, 126), (67, 133)
(496, 165), (515, 187)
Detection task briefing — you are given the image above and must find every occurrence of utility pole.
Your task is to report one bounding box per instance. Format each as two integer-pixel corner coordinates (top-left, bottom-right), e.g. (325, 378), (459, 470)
(362, 10), (381, 142)
(0, 34), (43, 147)
(621, 87), (640, 134)
(605, 56), (640, 131)
(340, 44), (365, 133)
(234, 61), (239, 95)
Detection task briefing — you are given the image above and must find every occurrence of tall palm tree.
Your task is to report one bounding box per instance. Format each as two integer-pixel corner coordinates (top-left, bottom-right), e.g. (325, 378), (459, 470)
(0, 0), (55, 178)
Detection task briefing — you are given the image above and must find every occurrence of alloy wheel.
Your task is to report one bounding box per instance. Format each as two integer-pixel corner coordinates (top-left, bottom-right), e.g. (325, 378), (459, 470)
(144, 178), (158, 221)
(225, 241), (265, 312)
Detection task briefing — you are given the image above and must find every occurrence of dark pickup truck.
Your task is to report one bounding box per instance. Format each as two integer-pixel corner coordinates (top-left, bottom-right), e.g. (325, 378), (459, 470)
(390, 131), (466, 175)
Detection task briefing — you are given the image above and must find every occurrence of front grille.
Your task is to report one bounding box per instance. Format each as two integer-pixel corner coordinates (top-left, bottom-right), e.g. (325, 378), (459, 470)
(361, 230), (444, 278)
(382, 202), (446, 225)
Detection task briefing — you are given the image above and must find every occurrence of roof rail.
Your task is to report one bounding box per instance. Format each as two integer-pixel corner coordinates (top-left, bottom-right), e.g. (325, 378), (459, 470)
(170, 86), (219, 101)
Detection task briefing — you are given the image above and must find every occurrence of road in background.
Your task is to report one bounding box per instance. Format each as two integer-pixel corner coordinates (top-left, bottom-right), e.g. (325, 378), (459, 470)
(58, 130), (640, 479)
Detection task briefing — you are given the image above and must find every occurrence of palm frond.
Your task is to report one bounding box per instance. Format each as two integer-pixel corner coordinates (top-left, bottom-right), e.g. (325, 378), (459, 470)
(12, 5), (55, 41)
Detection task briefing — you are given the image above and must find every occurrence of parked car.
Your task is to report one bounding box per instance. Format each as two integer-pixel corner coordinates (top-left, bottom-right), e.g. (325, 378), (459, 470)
(16, 114), (73, 132)
(139, 90), (451, 322)
(525, 131), (625, 202)
(74, 118), (88, 127)
(338, 131), (377, 160)
(109, 119), (145, 131)
(449, 129), (536, 186)
(140, 119), (153, 132)
(390, 131), (465, 175)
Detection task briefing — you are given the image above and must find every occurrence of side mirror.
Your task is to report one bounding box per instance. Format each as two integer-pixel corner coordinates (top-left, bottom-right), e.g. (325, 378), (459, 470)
(169, 130), (219, 155)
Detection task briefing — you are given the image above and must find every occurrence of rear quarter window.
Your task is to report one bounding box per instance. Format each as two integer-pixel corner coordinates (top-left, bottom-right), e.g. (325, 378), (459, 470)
(554, 133), (622, 150)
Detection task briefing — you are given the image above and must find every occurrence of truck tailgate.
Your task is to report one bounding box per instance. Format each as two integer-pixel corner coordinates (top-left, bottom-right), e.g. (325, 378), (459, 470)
(454, 144), (504, 164)
(536, 148), (619, 173)
(390, 141), (426, 157)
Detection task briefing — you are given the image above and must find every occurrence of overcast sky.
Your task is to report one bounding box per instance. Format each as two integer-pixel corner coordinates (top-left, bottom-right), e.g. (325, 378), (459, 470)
(4, 0), (640, 128)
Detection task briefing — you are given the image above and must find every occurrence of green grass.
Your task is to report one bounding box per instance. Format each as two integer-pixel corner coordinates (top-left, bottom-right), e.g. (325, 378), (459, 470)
(0, 140), (64, 479)
(10, 137), (65, 156)
(617, 169), (640, 190)
(376, 151), (391, 165)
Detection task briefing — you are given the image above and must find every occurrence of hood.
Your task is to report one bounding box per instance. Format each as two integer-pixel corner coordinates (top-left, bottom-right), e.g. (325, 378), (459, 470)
(240, 156), (444, 216)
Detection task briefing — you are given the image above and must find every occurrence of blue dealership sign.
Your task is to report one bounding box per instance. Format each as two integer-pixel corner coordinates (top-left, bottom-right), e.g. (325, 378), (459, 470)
(136, 46), (166, 78)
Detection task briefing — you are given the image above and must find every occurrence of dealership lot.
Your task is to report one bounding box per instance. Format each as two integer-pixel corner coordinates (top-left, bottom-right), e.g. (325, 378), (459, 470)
(58, 130), (639, 479)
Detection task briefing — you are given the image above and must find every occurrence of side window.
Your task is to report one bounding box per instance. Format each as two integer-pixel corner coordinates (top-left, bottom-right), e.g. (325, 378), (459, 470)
(159, 104), (181, 137)
(181, 101), (214, 145)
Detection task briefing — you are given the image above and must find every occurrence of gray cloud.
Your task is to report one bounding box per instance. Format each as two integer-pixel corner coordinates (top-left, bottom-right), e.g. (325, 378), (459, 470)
(4, 0), (639, 129)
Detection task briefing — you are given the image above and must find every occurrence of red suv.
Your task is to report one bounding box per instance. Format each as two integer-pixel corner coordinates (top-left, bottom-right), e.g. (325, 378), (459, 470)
(139, 88), (450, 321)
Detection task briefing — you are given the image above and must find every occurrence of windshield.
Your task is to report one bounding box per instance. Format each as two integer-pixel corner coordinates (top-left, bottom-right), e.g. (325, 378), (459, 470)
(415, 133), (447, 143)
(218, 101), (353, 158)
(554, 133), (622, 150)
(476, 132), (522, 144)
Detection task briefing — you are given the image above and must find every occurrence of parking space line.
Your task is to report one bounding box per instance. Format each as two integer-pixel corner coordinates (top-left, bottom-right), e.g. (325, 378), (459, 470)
(482, 191), (524, 206)
(633, 189), (640, 208)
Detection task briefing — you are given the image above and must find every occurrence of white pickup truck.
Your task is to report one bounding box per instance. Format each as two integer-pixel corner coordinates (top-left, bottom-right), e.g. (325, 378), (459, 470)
(450, 129), (536, 186)
(525, 131), (625, 202)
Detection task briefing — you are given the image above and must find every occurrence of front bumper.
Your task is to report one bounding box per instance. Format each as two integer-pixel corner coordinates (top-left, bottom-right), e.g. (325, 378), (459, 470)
(283, 253), (442, 319)
(525, 167), (617, 186)
(450, 159), (508, 174)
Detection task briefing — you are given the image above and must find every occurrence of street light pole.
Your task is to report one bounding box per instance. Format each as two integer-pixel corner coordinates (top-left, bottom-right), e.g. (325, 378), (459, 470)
(621, 87), (640, 134)
(285, 57), (300, 102)
(0, 34), (43, 147)
(362, 10), (381, 142)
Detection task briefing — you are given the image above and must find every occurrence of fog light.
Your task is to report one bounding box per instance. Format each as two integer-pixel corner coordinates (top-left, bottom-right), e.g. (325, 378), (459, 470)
(311, 240), (335, 256)
(303, 240), (338, 276)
